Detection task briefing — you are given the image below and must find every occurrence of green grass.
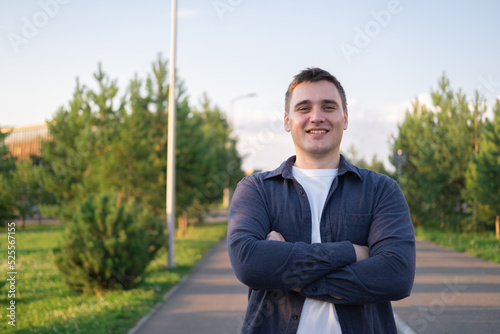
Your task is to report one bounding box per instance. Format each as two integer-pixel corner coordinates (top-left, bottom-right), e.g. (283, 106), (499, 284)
(414, 227), (500, 264)
(0, 222), (228, 333)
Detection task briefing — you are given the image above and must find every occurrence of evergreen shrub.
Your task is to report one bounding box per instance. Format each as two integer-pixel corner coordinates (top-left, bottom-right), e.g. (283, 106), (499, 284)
(54, 192), (166, 295)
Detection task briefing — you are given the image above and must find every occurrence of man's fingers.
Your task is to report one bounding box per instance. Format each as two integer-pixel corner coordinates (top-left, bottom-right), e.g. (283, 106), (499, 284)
(266, 231), (286, 242)
(353, 244), (369, 261)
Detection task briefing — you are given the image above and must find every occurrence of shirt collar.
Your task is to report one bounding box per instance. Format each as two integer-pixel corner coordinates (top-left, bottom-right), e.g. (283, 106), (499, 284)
(264, 155), (362, 181)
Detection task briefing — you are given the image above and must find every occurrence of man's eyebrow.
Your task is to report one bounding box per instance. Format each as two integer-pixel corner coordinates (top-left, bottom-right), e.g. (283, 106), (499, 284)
(294, 100), (311, 108)
(294, 99), (340, 108)
(322, 99), (340, 106)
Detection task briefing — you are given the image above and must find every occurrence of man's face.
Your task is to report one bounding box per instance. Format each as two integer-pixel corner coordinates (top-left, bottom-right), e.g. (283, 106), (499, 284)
(284, 80), (348, 163)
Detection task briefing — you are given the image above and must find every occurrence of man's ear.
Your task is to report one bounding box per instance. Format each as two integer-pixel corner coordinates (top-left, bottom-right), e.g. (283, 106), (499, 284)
(343, 108), (349, 130)
(284, 111), (291, 132)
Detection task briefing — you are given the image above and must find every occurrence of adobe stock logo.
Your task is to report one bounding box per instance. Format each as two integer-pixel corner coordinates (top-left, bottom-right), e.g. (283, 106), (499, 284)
(7, 0), (71, 55)
(476, 74), (500, 100)
(213, 0), (245, 20)
(339, 0), (405, 64)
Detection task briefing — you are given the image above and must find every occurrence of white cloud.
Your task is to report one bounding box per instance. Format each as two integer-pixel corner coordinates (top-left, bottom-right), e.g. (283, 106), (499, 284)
(347, 98), (358, 108)
(345, 93), (434, 124)
(416, 92), (433, 107)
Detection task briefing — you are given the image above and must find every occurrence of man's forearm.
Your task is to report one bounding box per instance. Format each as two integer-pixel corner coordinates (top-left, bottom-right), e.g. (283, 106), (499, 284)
(265, 231), (368, 296)
(228, 230), (357, 291)
(300, 236), (416, 304)
(267, 231), (368, 261)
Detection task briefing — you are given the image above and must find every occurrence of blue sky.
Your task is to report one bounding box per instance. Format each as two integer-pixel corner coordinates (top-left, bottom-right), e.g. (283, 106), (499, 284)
(1, 0), (499, 170)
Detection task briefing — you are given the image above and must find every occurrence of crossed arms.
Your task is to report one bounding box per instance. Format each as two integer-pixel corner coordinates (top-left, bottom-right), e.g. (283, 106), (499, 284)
(266, 230), (369, 262)
(227, 177), (416, 305)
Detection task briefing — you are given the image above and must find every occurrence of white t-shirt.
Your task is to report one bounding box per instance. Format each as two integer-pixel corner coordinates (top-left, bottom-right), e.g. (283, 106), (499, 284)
(293, 166), (342, 334)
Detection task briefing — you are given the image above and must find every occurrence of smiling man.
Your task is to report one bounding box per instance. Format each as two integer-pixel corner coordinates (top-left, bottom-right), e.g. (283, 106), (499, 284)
(284, 78), (348, 169)
(228, 67), (416, 334)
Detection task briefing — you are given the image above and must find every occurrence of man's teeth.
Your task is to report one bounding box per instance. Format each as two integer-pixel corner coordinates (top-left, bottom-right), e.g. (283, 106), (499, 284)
(309, 130), (327, 134)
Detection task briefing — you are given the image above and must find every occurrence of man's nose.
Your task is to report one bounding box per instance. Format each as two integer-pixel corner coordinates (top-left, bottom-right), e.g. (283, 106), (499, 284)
(310, 106), (325, 122)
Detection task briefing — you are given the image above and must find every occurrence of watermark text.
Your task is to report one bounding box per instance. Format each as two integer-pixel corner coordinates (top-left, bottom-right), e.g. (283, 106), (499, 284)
(6, 222), (17, 327)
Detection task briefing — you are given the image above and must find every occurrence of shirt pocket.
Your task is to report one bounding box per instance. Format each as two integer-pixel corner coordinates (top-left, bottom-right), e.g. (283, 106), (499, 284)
(344, 213), (372, 245)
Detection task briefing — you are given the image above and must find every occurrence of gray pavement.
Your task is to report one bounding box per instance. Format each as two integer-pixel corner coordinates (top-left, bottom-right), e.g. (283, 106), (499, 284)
(130, 237), (500, 334)
(130, 238), (247, 334)
(392, 239), (500, 334)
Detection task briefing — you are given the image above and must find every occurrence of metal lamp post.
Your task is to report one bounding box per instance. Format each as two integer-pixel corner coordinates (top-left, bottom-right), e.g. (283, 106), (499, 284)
(166, 0), (177, 269)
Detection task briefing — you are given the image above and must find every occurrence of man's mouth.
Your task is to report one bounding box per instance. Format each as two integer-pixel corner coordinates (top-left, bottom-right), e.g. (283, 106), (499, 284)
(307, 130), (328, 134)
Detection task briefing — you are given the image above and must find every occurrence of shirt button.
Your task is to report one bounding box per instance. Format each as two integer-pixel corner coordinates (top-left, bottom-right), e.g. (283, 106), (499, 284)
(292, 315), (299, 320)
(304, 218), (310, 224)
(312, 286), (318, 293)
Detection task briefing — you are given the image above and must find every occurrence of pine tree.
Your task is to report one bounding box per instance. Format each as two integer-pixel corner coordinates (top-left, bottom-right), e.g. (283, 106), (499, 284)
(178, 94), (244, 225)
(391, 74), (480, 229)
(0, 130), (16, 177)
(0, 130), (17, 225)
(466, 99), (500, 238)
(87, 75), (158, 213)
(9, 159), (38, 228)
(54, 192), (165, 295)
(39, 68), (123, 221)
(40, 55), (245, 228)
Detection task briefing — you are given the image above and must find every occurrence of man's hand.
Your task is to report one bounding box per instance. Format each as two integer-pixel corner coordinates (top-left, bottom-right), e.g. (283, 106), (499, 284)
(266, 231), (286, 242)
(353, 244), (369, 261)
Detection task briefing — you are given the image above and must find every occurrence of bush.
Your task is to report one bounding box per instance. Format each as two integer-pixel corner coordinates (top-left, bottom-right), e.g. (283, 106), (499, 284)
(0, 175), (17, 226)
(54, 192), (166, 295)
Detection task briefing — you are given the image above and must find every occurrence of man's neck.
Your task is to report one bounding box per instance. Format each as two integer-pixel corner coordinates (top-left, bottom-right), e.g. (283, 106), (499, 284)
(294, 153), (341, 169)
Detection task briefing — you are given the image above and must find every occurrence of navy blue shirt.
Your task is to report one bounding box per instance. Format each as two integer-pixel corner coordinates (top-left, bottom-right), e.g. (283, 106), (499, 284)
(228, 155), (415, 334)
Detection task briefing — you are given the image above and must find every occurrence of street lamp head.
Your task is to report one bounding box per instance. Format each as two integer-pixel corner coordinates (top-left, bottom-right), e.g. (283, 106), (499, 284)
(393, 149), (407, 168)
(231, 93), (257, 104)
(228, 93), (258, 126)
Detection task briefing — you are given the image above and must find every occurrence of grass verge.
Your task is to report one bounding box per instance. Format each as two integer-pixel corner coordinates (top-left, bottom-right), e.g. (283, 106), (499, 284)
(414, 227), (500, 264)
(0, 222), (228, 333)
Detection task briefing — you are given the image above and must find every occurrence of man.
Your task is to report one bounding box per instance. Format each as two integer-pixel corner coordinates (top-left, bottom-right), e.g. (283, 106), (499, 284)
(228, 67), (415, 333)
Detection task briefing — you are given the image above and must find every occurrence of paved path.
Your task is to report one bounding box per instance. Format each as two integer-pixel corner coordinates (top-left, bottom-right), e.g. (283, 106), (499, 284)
(392, 239), (500, 334)
(130, 238), (247, 334)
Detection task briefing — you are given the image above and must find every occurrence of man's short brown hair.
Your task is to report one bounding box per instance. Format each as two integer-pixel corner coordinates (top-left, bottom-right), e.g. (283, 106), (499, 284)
(285, 67), (347, 113)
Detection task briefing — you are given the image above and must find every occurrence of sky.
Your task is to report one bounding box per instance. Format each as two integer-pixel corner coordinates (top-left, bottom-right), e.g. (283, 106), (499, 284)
(1, 0), (500, 171)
